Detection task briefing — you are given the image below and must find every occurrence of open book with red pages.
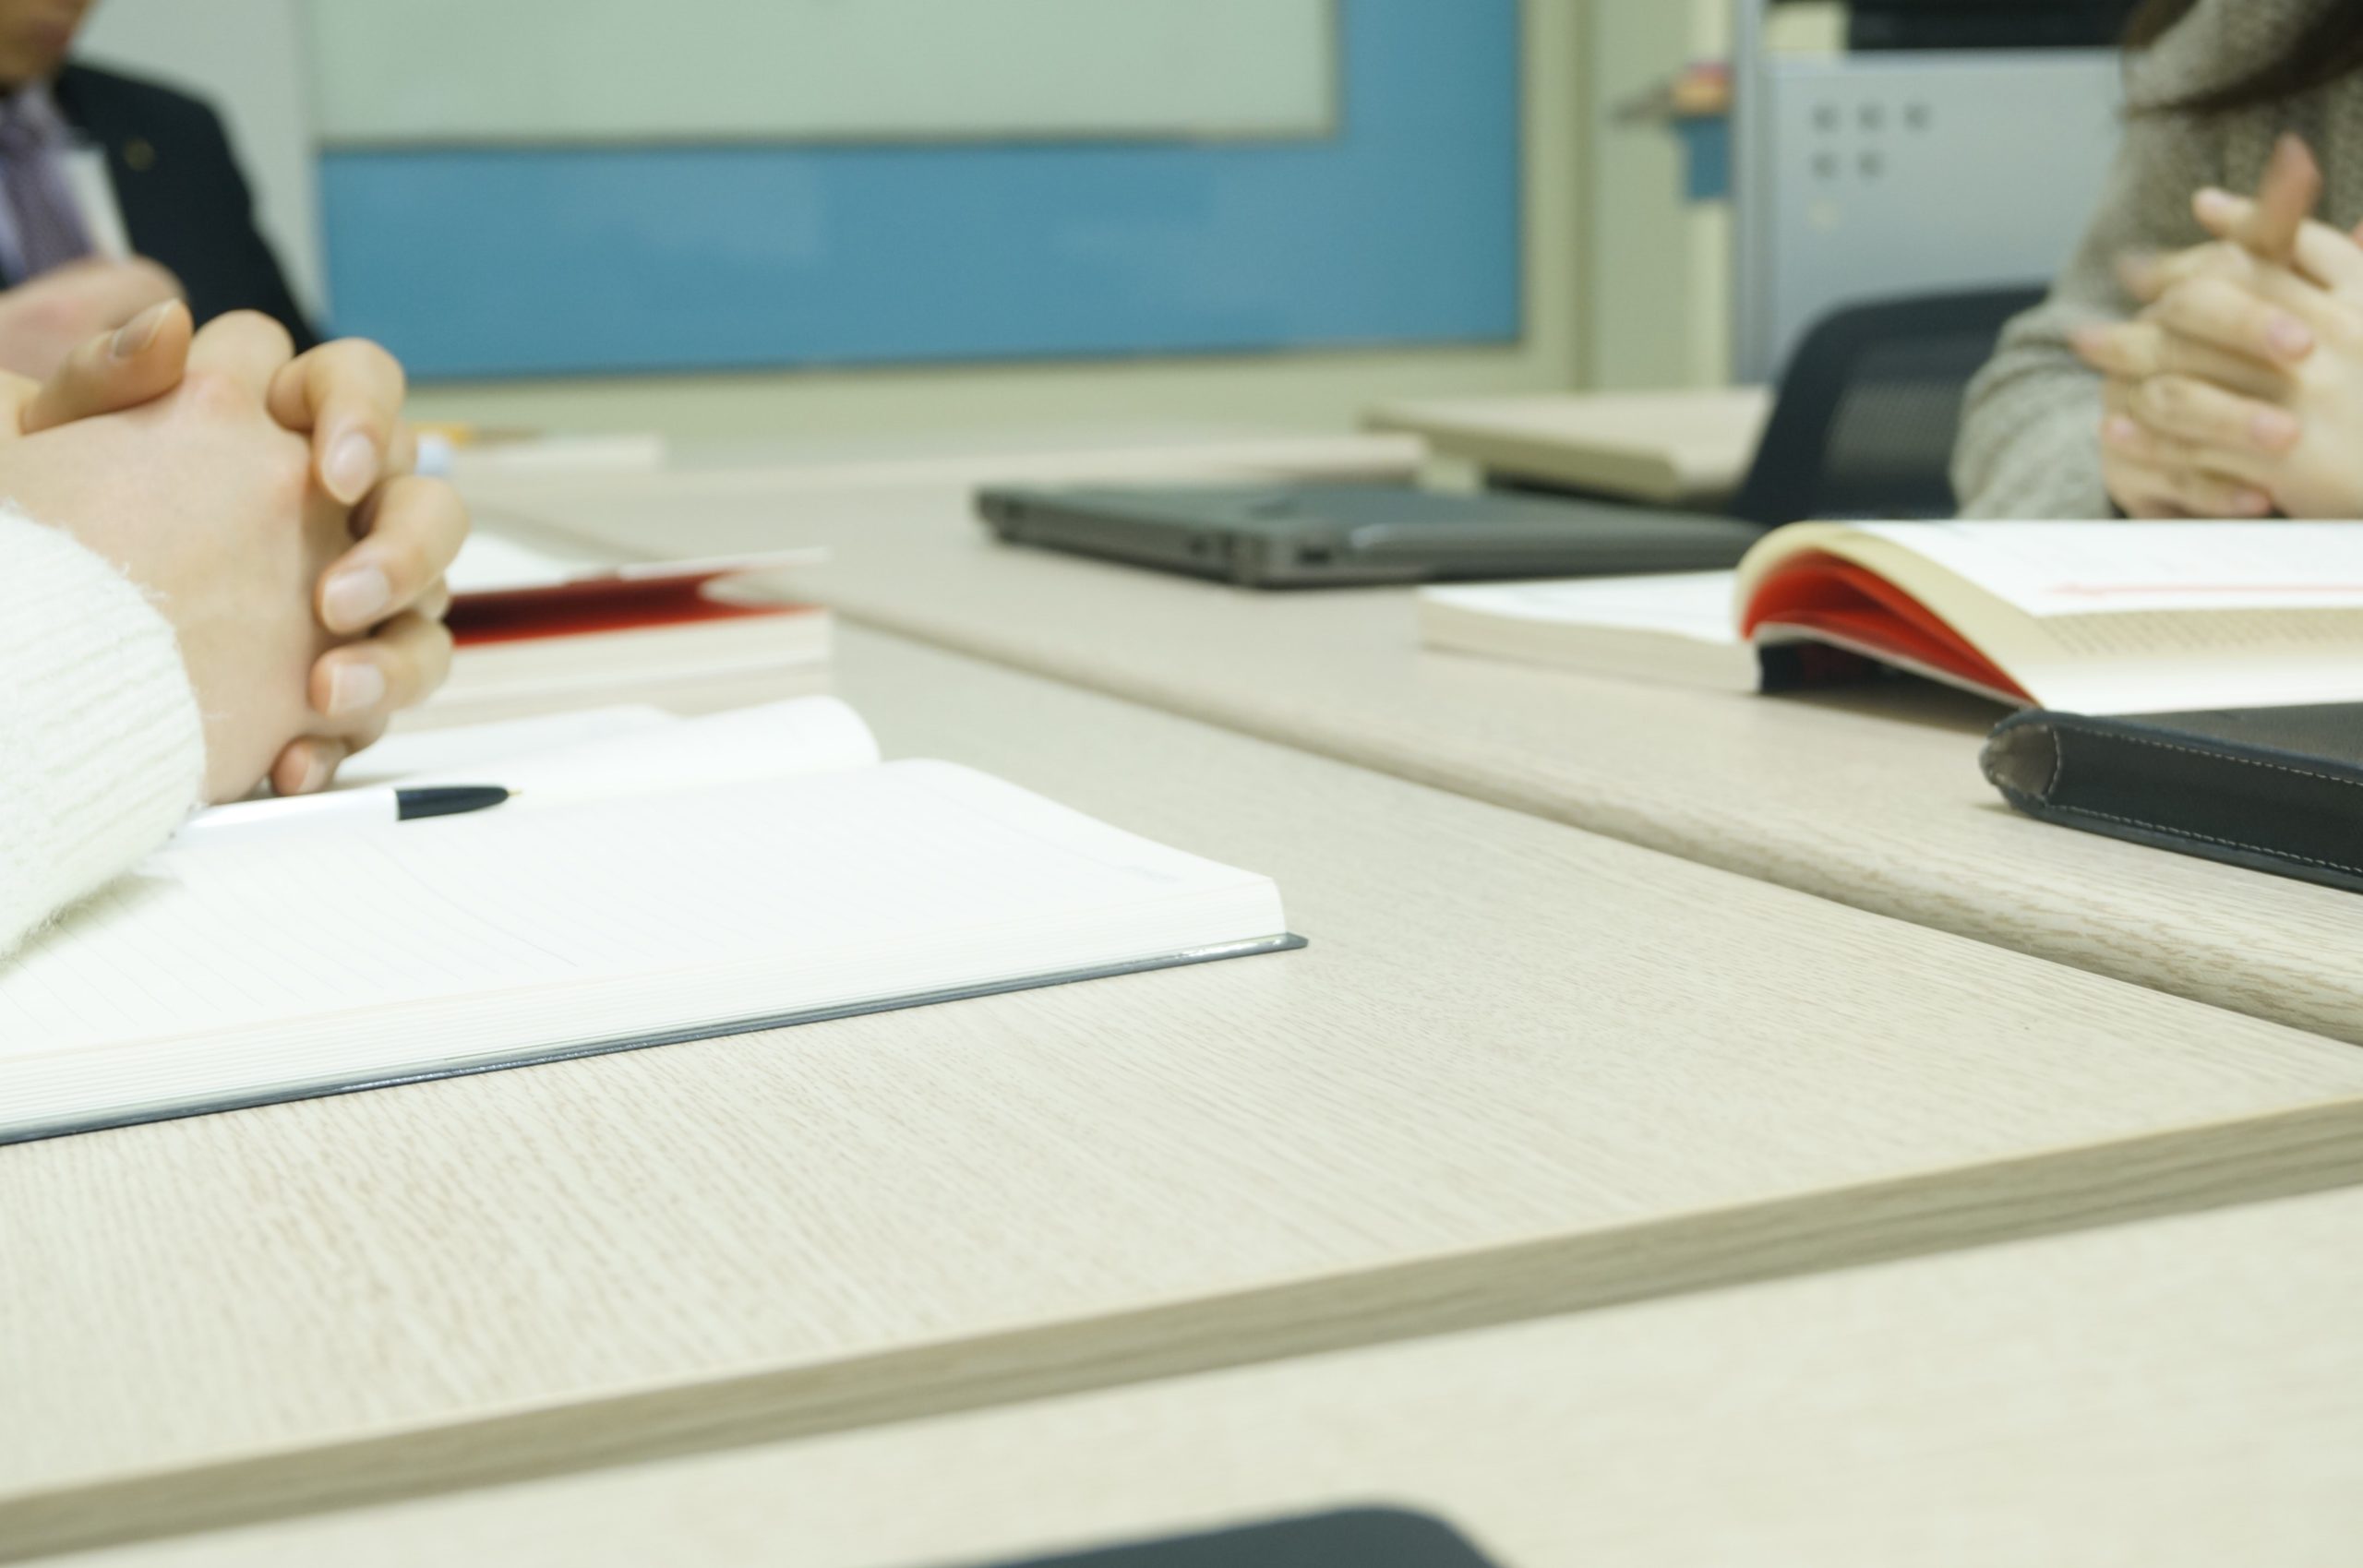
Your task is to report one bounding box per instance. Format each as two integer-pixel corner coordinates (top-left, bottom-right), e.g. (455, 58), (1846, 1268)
(426, 530), (831, 721)
(1419, 521), (2363, 713)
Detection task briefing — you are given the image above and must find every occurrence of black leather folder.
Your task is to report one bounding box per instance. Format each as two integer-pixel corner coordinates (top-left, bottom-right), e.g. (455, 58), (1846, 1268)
(969, 1509), (1504, 1568)
(1982, 704), (2363, 893)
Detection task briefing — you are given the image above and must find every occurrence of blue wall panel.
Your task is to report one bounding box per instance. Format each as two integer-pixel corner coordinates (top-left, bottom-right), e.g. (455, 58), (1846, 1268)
(318, 0), (1522, 379)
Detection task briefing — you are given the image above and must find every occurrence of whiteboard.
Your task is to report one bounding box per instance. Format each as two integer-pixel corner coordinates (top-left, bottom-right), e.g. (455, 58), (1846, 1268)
(306, 0), (1337, 146)
(78, 0), (327, 315)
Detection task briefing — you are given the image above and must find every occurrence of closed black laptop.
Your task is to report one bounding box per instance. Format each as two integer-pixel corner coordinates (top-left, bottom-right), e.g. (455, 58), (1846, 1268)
(978, 483), (1767, 588)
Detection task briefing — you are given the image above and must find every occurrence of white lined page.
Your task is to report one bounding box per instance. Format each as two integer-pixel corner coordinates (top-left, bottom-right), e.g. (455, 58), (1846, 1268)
(336, 707), (678, 787)
(444, 531), (617, 594)
(474, 698), (880, 803)
(215, 699), (877, 826)
(0, 762), (1282, 1064)
(1859, 522), (2363, 616)
(1420, 574), (1740, 641)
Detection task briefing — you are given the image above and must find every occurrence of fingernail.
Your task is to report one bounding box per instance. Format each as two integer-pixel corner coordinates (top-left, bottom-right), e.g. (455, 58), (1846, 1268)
(2251, 407), (2302, 449)
(2105, 415), (2141, 447)
(325, 431), (379, 505)
(322, 565), (392, 629)
(2070, 326), (2107, 355)
(2236, 490), (2273, 517)
(325, 662), (387, 717)
(2271, 316), (2316, 357)
(109, 301), (170, 360)
(2195, 187), (2236, 217)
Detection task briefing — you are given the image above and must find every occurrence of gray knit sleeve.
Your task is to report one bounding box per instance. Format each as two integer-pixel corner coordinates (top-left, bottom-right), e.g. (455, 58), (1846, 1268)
(1943, 0), (2336, 519)
(1950, 97), (2234, 520)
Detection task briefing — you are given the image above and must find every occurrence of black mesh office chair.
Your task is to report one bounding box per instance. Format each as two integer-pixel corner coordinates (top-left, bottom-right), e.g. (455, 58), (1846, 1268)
(1726, 285), (2048, 528)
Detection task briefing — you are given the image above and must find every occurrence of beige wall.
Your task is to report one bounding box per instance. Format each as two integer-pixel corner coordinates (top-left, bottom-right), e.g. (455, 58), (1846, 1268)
(410, 0), (1589, 441)
(78, 0), (327, 317)
(80, 0), (1757, 437)
(1580, 0), (1736, 390)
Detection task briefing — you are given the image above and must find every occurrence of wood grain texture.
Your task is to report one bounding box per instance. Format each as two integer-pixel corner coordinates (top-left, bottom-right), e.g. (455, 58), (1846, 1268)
(1367, 388), (1772, 502)
(10, 628), (2363, 1557)
(15, 1099), (2363, 1562)
(73, 1185), (2363, 1568)
(483, 468), (2363, 1045)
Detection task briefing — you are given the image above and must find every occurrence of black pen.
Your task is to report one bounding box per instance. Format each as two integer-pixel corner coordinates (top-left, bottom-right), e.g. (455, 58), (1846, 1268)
(169, 785), (511, 850)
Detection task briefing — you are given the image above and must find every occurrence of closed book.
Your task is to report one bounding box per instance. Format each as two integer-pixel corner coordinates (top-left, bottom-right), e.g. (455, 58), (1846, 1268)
(426, 531), (832, 721)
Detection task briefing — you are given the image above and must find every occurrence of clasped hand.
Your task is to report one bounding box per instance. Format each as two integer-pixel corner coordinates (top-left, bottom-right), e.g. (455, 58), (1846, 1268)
(1, 303), (467, 801)
(2074, 137), (2363, 520)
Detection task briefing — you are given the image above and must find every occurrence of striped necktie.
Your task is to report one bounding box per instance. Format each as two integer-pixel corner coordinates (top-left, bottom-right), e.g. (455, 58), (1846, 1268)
(0, 94), (92, 281)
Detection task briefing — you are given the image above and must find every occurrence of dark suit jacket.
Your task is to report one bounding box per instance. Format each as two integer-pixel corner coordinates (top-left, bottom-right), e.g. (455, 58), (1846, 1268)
(35, 63), (318, 349)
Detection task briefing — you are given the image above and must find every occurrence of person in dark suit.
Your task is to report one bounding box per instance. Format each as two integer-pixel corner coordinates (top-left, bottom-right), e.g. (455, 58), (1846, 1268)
(0, 0), (315, 377)
(51, 65), (318, 342)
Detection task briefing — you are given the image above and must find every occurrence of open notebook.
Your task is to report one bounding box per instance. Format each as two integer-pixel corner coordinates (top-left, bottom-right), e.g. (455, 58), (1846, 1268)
(0, 700), (1296, 1144)
(1421, 521), (2363, 713)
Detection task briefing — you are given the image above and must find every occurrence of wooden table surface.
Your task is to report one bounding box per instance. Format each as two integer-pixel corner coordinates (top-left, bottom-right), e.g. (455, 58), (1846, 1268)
(475, 467), (2363, 1047)
(11, 627), (2363, 1560)
(78, 1185), (2363, 1568)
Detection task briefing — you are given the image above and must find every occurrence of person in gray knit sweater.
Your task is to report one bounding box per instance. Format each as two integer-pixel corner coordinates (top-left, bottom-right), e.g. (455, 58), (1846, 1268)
(1955, 0), (2363, 520)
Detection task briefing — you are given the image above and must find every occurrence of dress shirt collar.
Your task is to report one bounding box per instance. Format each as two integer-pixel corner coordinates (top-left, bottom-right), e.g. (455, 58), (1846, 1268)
(0, 81), (73, 147)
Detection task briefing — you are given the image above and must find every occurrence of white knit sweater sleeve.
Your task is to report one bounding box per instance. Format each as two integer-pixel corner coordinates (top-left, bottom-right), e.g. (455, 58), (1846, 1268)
(0, 506), (206, 957)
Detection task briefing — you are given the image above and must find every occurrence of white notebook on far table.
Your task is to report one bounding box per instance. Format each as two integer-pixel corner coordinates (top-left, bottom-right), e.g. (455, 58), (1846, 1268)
(1421, 573), (1756, 692)
(0, 700), (1297, 1144)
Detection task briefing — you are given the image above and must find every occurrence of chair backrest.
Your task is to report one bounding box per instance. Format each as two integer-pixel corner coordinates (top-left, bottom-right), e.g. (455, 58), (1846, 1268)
(1727, 285), (2046, 528)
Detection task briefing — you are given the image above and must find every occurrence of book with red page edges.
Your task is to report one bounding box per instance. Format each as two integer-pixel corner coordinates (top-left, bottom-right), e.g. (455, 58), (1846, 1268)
(424, 538), (831, 723)
(1422, 522), (2363, 715)
(1738, 550), (2033, 703)
(445, 571), (797, 646)
(1728, 521), (2363, 712)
